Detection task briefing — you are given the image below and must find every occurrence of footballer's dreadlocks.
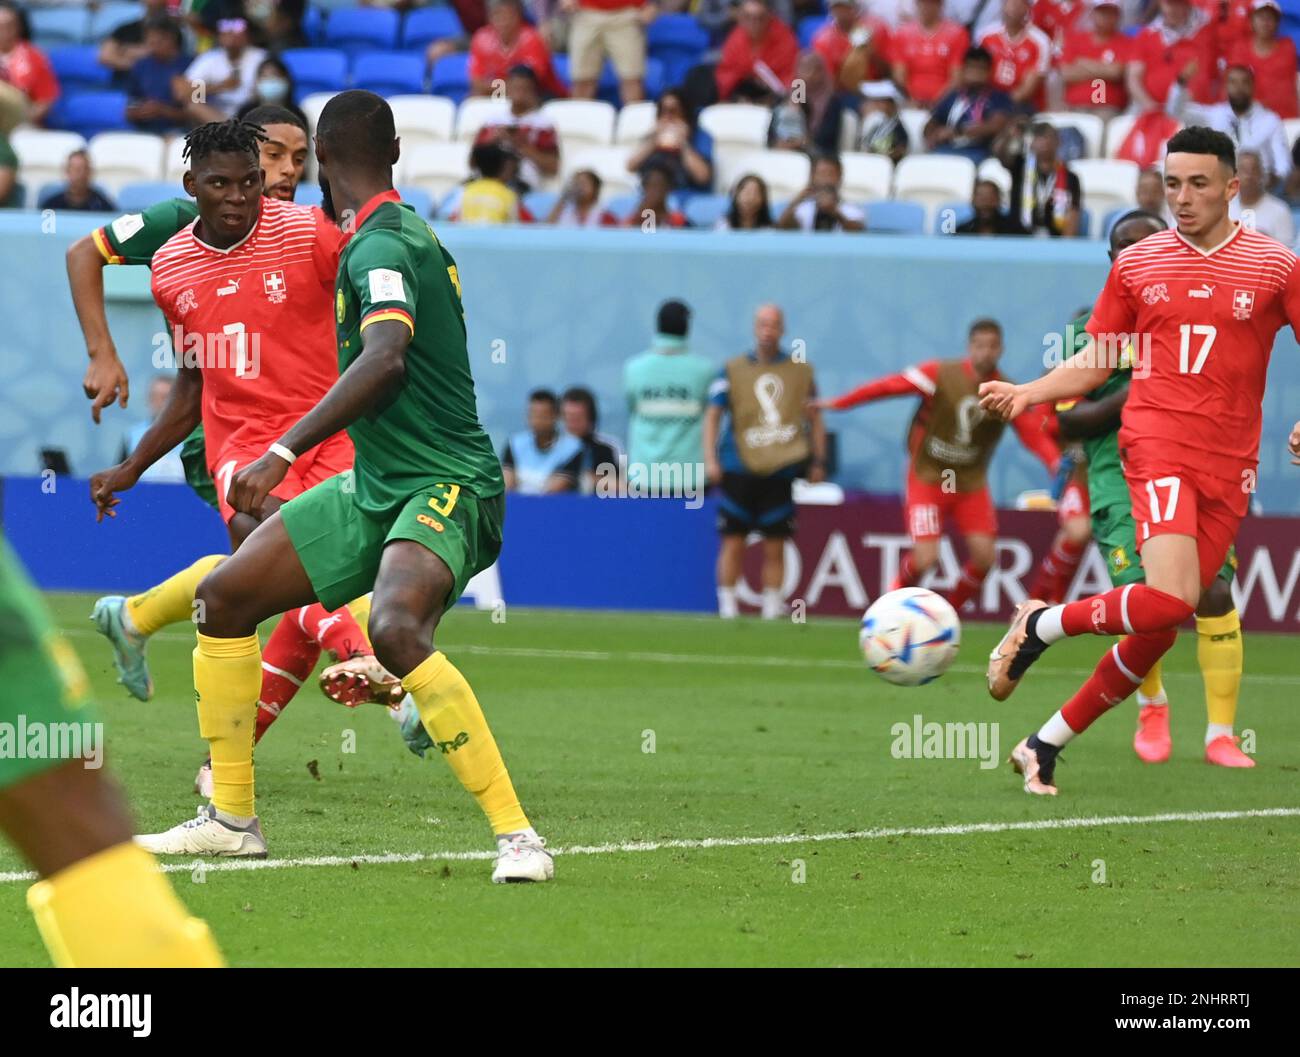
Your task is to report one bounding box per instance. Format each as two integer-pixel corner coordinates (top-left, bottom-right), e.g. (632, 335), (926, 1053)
(183, 119), (267, 166)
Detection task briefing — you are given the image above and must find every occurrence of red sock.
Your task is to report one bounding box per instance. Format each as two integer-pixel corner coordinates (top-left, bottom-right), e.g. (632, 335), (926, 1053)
(890, 552), (919, 592)
(1059, 584), (1193, 637)
(293, 602), (371, 662)
(1031, 536), (1087, 604)
(1061, 628), (1177, 734)
(944, 560), (987, 610)
(255, 614), (322, 743)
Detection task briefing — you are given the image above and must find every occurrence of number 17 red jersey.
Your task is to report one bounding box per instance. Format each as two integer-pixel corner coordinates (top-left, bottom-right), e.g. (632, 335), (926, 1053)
(1085, 224), (1300, 484)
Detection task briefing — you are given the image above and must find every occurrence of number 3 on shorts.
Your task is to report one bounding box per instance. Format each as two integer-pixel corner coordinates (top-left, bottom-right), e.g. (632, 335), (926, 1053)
(1144, 476), (1181, 523)
(428, 483), (460, 517)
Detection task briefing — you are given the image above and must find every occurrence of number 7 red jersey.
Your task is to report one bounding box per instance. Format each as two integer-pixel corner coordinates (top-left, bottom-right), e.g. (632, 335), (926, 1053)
(1085, 224), (1300, 484)
(150, 196), (345, 466)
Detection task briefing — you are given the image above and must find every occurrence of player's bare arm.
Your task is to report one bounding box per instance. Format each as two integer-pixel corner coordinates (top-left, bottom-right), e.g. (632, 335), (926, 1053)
(702, 403), (724, 485)
(1057, 381), (1129, 441)
(1290, 420), (1300, 465)
(980, 353), (1113, 421)
(227, 318), (412, 516)
(89, 362), (203, 521)
(67, 234), (130, 422)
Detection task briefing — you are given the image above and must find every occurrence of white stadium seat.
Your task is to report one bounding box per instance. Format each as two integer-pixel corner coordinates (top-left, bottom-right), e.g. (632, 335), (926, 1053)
(400, 141), (472, 203)
(893, 154), (976, 222)
(542, 99), (616, 156)
(164, 136), (188, 182)
(87, 132), (165, 193)
(838, 109), (860, 154)
(1284, 117), (1300, 152)
(732, 149), (810, 202)
(698, 103), (771, 189)
(300, 92), (339, 136)
(898, 107), (930, 155)
(563, 146), (639, 200)
(455, 97), (510, 142)
(614, 101), (656, 145)
(388, 95), (456, 149)
(1039, 111), (1105, 158)
(1071, 158), (1139, 217)
(839, 151), (893, 202)
(1104, 112), (1136, 158)
(977, 156), (1011, 196)
(11, 129), (87, 197)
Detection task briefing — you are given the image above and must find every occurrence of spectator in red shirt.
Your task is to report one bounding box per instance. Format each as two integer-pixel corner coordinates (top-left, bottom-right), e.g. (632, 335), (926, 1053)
(1059, 0), (1130, 116)
(469, 0), (568, 98)
(1193, 0), (1254, 55)
(1032, 0), (1087, 48)
(1229, 0), (1297, 119)
(812, 0), (892, 91)
(1127, 0), (1220, 110)
(473, 65), (560, 191)
(624, 161), (687, 227)
(977, 0), (1053, 113)
(715, 0), (799, 104)
(890, 0), (970, 107)
(0, 1), (60, 131)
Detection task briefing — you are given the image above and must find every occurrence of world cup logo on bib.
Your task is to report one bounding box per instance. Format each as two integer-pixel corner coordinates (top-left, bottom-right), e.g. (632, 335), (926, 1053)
(743, 373), (797, 448)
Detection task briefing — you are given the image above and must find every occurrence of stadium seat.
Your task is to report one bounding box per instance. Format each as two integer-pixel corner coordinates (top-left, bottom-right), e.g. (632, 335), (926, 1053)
(732, 149), (810, 202)
(976, 156), (1011, 196)
(542, 99), (617, 156)
(683, 192), (729, 228)
(563, 146), (639, 199)
(323, 7), (402, 57)
(430, 53), (471, 103)
(10, 129), (87, 199)
(523, 189), (559, 220)
(892, 154), (976, 223)
(50, 91), (131, 139)
(798, 15), (826, 48)
(645, 14), (709, 87)
(49, 46), (113, 93)
(838, 109), (860, 154)
(454, 96), (510, 142)
(642, 57), (667, 102)
(840, 152), (893, 202)
(396, 185), (435, 218)
(402, 6), (465, 51)
(89, 2), (146, 41)
(352, 51), (427, 96)
(302, 5), (327, 45)
(30, 7), (89, 47)
(401, 141), (473, 201)
(898, 107), (931, 155)
(87, 132), (166, 193)
(866, 200), (926, 234)
(1103, 112), (1137, 158)
(1038, 111), (1105, 159)
(294, 183), (325, 208)
(163, 134), (188, 182)
(280, 49), (349, 99)
(604, 191), (641, 219)
(933, 201), (974, 234)
(698, 104), (772, 189)
(614, 101), (657, 145)
(115, 180), (186, 214)
(299, 92), (339, 137)
(388, 95), (456, 148)
(1071, 158), (1139, 217)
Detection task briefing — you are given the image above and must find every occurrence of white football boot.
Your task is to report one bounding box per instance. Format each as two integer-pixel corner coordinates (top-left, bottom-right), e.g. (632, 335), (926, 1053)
(136, 804), (267, 857)
(491, 831), (554, 883)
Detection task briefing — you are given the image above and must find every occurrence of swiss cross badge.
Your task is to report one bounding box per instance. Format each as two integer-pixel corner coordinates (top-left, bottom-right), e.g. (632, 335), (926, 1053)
(263, 270), (287, 304)
(1232, 289), (1255, 320)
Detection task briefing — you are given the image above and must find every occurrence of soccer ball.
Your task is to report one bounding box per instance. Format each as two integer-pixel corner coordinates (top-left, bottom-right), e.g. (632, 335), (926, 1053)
(859, 587), (961, 687)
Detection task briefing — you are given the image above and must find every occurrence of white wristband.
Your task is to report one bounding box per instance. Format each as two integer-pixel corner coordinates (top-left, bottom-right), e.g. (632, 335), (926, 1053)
(268, 442), (297, 466)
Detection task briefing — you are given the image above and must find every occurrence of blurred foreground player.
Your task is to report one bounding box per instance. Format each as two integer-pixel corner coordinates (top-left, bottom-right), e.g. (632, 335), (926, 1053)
(0, 538), (222, 967)
(1056, 209), (1249, 767)
(981, 129), (1300, 794)
(140, 92), (551, 882)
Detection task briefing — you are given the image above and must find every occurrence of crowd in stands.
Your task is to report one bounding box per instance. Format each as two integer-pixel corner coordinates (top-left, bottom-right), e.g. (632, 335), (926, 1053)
(5, 0), (1300, 240)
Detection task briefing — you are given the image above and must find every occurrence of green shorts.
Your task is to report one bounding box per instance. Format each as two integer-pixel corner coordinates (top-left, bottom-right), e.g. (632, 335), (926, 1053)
(0, 539), (98, 791)
(180, 423), (218, 510)
(279, 471), (504, 612)
(1092, 503), (1236, 589)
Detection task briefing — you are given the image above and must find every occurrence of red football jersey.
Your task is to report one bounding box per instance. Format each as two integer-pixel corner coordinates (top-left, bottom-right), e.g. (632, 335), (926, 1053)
(1033, 0), (1087, 46)
(978, 24), (1053, 110)
(1131, 20), (1220, 105)
(1086, 226), (1300, 483)
(890, 21), (969, 105)
(1061, 28), (1131, 110)
(1228, 36), (1299, 118)
(150, 197), (344, 468)
(811, 16), (893, 84)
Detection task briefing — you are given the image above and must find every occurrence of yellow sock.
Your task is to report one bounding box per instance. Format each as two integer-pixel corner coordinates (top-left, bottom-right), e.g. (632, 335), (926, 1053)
(194, 631), (261, 818)
(346, 593), (372, 647)
(27, 841), (224, 967)
(127, 554), (225, 637)
(1138, 656), (1165, 703)
(403, 651), (529, 835)
(1196, 609), (1243, 729)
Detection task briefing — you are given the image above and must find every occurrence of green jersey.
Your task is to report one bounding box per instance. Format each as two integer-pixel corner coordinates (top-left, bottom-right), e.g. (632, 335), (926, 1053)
(93, 198), (198, 266)
(335, 192), (502, 512)
(623, 336), (715, 491)
(1061, 308), (1129, 512)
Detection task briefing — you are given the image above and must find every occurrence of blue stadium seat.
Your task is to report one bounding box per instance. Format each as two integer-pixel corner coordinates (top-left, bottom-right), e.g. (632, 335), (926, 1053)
(324, 7), (402, 56)
(522, 190), (558, 219)
(552, 53), (571, 90)
(89, 2), (145, 40)
(352, 51), (427, 96)
(30, 7), (89, 46)
(115, 180), (186, 214)
(683, 193), (729, 228)
(798, 15), (826, 49)
(646, 14), (709, 88)
(605, 191), (639, 219)
(593, 57), (665, 105)
(866, 200), (926, 234)
(402, 7), (465, 51)
(933, 201), (973, 234)
(430, 54), (470, 103)
(643, 57), (666, 101)
(49, 46), (113, 93)
(280, 49), (349, 98)
(396, 185), (434, 218)
(294, 183), (325, 208)
(49, 91), (130, 139)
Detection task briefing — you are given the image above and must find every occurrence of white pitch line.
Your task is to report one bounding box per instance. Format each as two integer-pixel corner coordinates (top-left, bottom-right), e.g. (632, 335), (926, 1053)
(2, 807), (1296, 885)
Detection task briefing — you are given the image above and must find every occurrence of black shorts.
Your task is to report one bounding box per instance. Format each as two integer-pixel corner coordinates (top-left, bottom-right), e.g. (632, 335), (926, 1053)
(716, 471), (796, 538)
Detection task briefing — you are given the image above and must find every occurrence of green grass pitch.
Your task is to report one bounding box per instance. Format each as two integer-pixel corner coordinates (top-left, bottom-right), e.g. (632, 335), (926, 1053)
(2, 593), (1298, 967)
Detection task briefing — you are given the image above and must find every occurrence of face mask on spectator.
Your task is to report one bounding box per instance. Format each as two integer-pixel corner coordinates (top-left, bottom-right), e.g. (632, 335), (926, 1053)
(258, 78), (290, 103)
